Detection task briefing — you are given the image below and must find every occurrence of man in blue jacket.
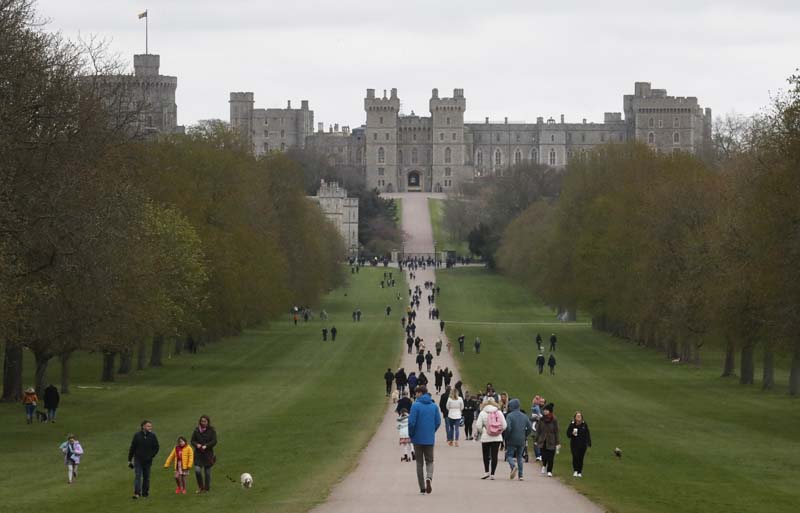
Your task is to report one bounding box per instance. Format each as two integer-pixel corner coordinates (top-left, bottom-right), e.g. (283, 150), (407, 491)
(408, 385), (441, 494)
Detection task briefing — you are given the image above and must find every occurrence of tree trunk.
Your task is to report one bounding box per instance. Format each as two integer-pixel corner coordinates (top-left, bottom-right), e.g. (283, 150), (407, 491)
(740, 344), (755, 385)
(149, 335), (164, 367)
(33, 349), (52, 397)
(762, 347), (775, 390)
(680, 340), (692, 362)
(1, 343), (23, 402)
(721, 340), (736, 377)
(60, 352), (72, 394)
(136, 340), (146, 371)
(101, 351), (116, 382)
(118, 350), (132, 375)
(789, 348), (800, 396)
(667, 337), (679, 360)
(174, 338), (182, 356)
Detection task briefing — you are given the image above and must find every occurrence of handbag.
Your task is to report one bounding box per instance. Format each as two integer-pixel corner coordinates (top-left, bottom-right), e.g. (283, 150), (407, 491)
(459, 417), (464, 427)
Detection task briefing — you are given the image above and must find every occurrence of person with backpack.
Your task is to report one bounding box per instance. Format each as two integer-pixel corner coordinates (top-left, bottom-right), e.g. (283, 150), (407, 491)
(566, 411), (592, 477)
(384, 368), (395, 396)
(530, 396), (544, 462)
(475, 398), (507, 480)
(60, 433), (84, 484)
(408, 385), (441, 494)
(504, 399), (532, 480)
(535, 404), (560, 477)
(443, 368), (453, 388)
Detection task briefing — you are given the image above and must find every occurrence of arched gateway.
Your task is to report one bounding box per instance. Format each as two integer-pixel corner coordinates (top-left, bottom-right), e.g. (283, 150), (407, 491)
(407, 171), (422, 191)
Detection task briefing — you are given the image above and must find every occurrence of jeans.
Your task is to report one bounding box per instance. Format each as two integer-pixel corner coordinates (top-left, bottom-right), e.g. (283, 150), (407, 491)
(506, 444), (525, 477)
(446, 417), (460, 441)
(481, 441), (501, 475)
(133, 459), (153, 496)
(24, 403), (36, 420)
(463, 414), (474, 438)
(413, 444), (434, 492)
(195, 465), (212, 491)
(47, 408), (57, 421)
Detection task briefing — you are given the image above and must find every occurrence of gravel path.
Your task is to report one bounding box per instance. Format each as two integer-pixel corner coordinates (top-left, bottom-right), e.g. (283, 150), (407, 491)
(310, 193), (603, 513)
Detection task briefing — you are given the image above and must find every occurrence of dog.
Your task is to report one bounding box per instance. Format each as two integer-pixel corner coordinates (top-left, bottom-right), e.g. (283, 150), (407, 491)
(391, 390), (399, 404)
(35, 410), (48, 423)
(240, 472), (253, 488)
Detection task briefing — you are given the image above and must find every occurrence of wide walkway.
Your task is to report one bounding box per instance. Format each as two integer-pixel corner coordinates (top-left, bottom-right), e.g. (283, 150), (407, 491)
(310, 193), (601, 513)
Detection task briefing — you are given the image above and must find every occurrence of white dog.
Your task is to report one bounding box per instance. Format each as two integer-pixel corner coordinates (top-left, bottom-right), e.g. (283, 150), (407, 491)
(240, 472), (253, 488)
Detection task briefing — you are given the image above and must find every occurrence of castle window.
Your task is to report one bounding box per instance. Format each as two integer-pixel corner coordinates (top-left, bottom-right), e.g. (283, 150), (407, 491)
(398, 150), (403, 164)
(280, 143), (286, 151)
(439, 132), (444, 141)
(378, 167), (385, 176)
(413, 133), (417, 141)
(378, 147), (385, 163)
(673, 117), (680, 128)
(373, 133), (378, 141)
(549, 149), (556, 166)
(452, 133), (456, 141)
(476, 151), (483, 166)
(531, 149), (538, 163)
(658, 119), (664, 128)
(601, 133), (606, 142)
(380, 116), (383, 124)
(673, 132), (680, 144)
(495, 149), (502, 167)
(496, 134), (500, 142)
(648, 117), (655, 128)
(385, 133), (390, 140)
(263, 143), (269, 152)
(516, 134), (521, 142)
(280, 129), (285, 138)
(648, 132), (655, 144)
(514, 149), (521, 164)
(445, 167), (452, 177)
(550, 134), (555, 143)
(412, 148), (418, 164)
(447, 117), (451, 125)
(445, 147), (452, 164)
(581, 133), (586, 143)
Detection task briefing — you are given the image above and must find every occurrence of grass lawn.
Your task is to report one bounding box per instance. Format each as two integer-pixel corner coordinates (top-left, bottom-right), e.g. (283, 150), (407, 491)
(428, 198), (470, 256)
(436, 266), (800, 513)
(1, 267), (404, 513)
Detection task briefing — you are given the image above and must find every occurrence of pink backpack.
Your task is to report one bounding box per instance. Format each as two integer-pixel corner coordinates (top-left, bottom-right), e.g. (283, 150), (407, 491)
(486, 409), (504, 436)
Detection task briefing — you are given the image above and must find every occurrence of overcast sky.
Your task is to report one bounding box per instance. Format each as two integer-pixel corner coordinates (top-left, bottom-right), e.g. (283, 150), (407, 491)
(36, 0), (800, 129)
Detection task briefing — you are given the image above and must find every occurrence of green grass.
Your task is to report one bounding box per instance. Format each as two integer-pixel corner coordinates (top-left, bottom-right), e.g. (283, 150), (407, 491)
(437, 267), (800, 513)
(428, 198), (470, 255)
(1, 267), (405, 513)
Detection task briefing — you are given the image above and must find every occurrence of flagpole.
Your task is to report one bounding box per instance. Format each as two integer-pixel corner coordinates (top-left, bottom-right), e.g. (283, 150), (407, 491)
(146, 12), (148, 54)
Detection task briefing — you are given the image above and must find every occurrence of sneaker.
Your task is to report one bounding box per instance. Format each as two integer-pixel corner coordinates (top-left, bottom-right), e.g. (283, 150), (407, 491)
(175, 487), (182, 494)
(182, 489), (187, 494)
(490, 475), (495, 480)
(448, 441), (453, 446)
(481, 473), (490, 480)
(425, 478), (432, 494)
(131, 495), (139, 500)
(420, 490), (426, 495)
(510, 466), (518, 479)
(547, 472), (553, 477)
(196, 489), (204, 494)
(541, 466), (546, 474)
(577, 473), (583, 478)
(518, 476), (524, 481)
(454, 441), (459, 447)
(536, 456), (542, 462)
(573, 471), (578, 477)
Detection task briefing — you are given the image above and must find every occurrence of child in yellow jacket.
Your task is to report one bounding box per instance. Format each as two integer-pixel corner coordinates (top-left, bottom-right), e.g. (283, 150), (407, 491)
(164, 436), (194, 494)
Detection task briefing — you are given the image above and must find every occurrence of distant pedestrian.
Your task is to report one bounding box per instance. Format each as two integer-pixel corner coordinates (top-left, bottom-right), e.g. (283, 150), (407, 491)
(458, 334), (465, 353)
(395, 368), (408, 395)
(439, 320), (445, 333)
(384, 368), (395, 396)
(435, 338), (443, 356)
(191, 415), (217, 493)
(566, 411), (592, 478)
(386, 305), (391, 316)
(331, 326), (337, 341)
(401, 316), (406, 328)
(44, 383), (60, 423)
(396, 390), (412, 416)
(536, 354), (545, 374)
(128, 420), (160, 499)
(446, 340), (452, 353)
(23, 386), (38, 424)
(322, 328), (328, 341)
(425, 351), (434, 372)
(293, 314), (298, 325)
(434, 367), (443, 394)
(535, 333), (543, 351)
(443, 367), (453, 388)
(417, 372), (428, 387)
(445, 388), (464, 446)
(397, 409), (412, 462)
(475, 398), (507, 479)
(407, 336), (414, 354)
(463, 393), (477, 440)
(474, 337), (481, 354)
(408, 385), (441, 494)
(548, 354), (556, 375)
(416, 352), (425, 372)
(504, 399), (532, 480)
(408, 372), (418, 396)
(535, 404), (560, 477)
(549, 333), (557, 351)
(356, 309), (362, 321)
(60, 433), (84, 484)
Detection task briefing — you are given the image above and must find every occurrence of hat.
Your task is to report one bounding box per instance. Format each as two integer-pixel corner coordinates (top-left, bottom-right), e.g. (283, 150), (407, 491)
(25, 387), (35, 393)
(482, 397), (499, 408)
(544, 402), (555, 412)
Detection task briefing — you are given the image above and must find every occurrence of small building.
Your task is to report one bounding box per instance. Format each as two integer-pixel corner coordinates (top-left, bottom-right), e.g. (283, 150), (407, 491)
(309, 180), (359, 257)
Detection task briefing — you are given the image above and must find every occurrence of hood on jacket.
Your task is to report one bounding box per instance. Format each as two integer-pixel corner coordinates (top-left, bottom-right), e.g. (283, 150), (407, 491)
(508, 398), (520, 412)
(482, 403), (499, 413)
(416, 393), (434, 404)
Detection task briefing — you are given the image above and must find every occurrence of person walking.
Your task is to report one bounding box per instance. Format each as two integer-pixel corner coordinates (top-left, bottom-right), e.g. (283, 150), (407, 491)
(475, 398), (507, 479)
(548, 354), (557, 375)
(425, 351), (434, 372)
(322, 327), (328, 341)
(386, 305), (392, 316)
(443, 367), (453, 388)
(128, 420), (160, 499)
(396, 390), (412, 417)
(434, 367), (443, 394)
(417, 372), (428, 388)
(406, 336), (414, 355)
(535, 404), (560, 477)
(445, 388), (464, 447)
(397, 408), (412, 462)
(60, 433), (84, 484)
(408, 385), (441, 494)
(191, 415), (217, 493)
(458, 334), (465, 354)
(435, 338), (443, 356)
(331, 326), (337, 341)
(463, 393), (477, 440)
(407, 372), (418, 397)
(44, 384), (60, 423)
(474, 337), (481, 354)
(22, 387), (38, 424)
(395, 368), (407, 395)
(439, 320), (445, 333)
(536, 353), (546, 374)
(164, 436), (194, 494)
(549, 333), (557, 351)
(438, 386), (450, 420)
(504, 399), (532, 480)
(535, 333), (543, 351)
(416, 351), (425, 372)
(384, 368), (395, 396)
(566, 411), (592, 477)
(530, 396), (544, 462)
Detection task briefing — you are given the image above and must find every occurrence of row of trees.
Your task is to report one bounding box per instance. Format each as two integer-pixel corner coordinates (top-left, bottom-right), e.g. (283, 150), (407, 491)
(497, 75), (800, 395)
(0, 0), (344, 399)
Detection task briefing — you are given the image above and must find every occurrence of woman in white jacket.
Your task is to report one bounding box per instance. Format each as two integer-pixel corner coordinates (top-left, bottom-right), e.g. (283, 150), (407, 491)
(475, 398), (507, 479)
(445, 388), (464, 446)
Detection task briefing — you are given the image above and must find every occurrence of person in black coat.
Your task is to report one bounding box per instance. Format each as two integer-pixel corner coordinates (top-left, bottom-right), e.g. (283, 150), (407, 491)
(566, 411), (592, 477)
(191, 415), (218, 493)
(43, 384), (60, 423)
(443, 368), (453, 387)
(439, 386), (451, 417)
(416, 351), (425, 372)
(396, 391), (412, 415)
(535, 333), (543, 351)
(395, 368), (407, 395)
(417, 372), (429, 387)
(128, 420), (160, 499)
(322, 328), (328, 341)
(406, 336), (414, 354)
(536, 354), (546, 374)
(548, 354), (556, 375)
(424, 351), (434, 372)
(434, 368), (443, 394)
(384, 368), (394, 396)
(331, 326), (337, 341)
(549, 333), (557, 351)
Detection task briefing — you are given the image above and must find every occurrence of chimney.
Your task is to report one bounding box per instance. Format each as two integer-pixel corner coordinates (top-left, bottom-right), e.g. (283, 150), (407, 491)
(287, 100), (292, 109)
(537, 117), (543, 124)
(317, 122), (323, 132)
(383, 89), (387, 99)
(504, 117), (508, 124)
(485, 117), (489, 124)
(329, 124), (333, 133)
(432, 88), (439, 99)
(560, 114), (565, 124)
(390, 88), (397, 99)
(301, 100), (309, 110)
(334, 123), (339, 132)
(367, 88), (375, 99)
(583, 118), (587, 124)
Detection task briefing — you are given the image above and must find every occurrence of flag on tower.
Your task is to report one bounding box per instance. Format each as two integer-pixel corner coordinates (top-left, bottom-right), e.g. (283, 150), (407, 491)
(138, 10), (147, 19)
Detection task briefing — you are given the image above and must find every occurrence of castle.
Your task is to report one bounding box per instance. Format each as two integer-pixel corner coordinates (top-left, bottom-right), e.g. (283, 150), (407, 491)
(232, 82), (712, 193)
(308, 180), (359, 256)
